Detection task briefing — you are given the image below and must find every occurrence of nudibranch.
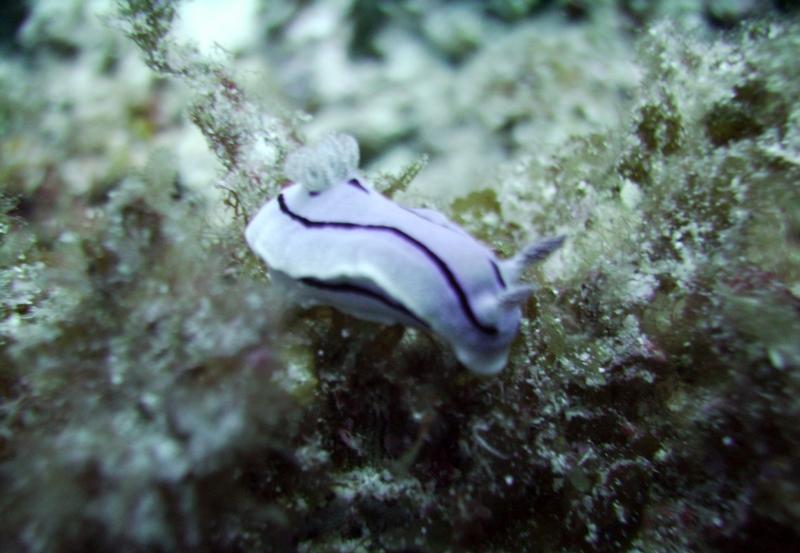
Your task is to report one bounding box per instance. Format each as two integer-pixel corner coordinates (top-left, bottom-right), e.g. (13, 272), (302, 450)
(245, 134), (564, 375)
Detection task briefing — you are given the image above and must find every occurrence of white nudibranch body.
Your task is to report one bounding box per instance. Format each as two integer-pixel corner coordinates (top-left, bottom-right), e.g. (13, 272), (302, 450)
(245, 134), (563, 375)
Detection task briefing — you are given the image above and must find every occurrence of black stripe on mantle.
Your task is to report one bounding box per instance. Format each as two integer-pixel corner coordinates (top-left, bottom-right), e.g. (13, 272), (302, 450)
(298, 277), (430, 329)
(277, 194), (498, 336)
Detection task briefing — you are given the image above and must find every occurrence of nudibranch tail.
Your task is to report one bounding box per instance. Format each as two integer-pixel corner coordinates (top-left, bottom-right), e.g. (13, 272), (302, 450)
(284, 133), (360, 193)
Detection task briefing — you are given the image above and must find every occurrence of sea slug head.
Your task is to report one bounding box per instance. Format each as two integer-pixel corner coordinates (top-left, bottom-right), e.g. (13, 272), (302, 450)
(284, 133), (360, 193)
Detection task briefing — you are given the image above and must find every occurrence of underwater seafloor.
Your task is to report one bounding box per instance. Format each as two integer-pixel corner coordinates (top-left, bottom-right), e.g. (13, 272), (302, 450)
(1, 1), (800, 552)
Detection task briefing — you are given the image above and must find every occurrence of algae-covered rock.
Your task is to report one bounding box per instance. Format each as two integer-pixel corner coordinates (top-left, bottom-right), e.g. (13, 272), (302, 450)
(1, 1), (799, 552)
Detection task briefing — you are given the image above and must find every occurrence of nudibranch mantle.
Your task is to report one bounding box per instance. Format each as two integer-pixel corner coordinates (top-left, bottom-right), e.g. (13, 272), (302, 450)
(245, 134), (563, 375)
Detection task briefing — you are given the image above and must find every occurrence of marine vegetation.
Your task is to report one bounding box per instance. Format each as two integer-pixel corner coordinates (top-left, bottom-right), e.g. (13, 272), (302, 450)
(0, 1), (799, 552)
